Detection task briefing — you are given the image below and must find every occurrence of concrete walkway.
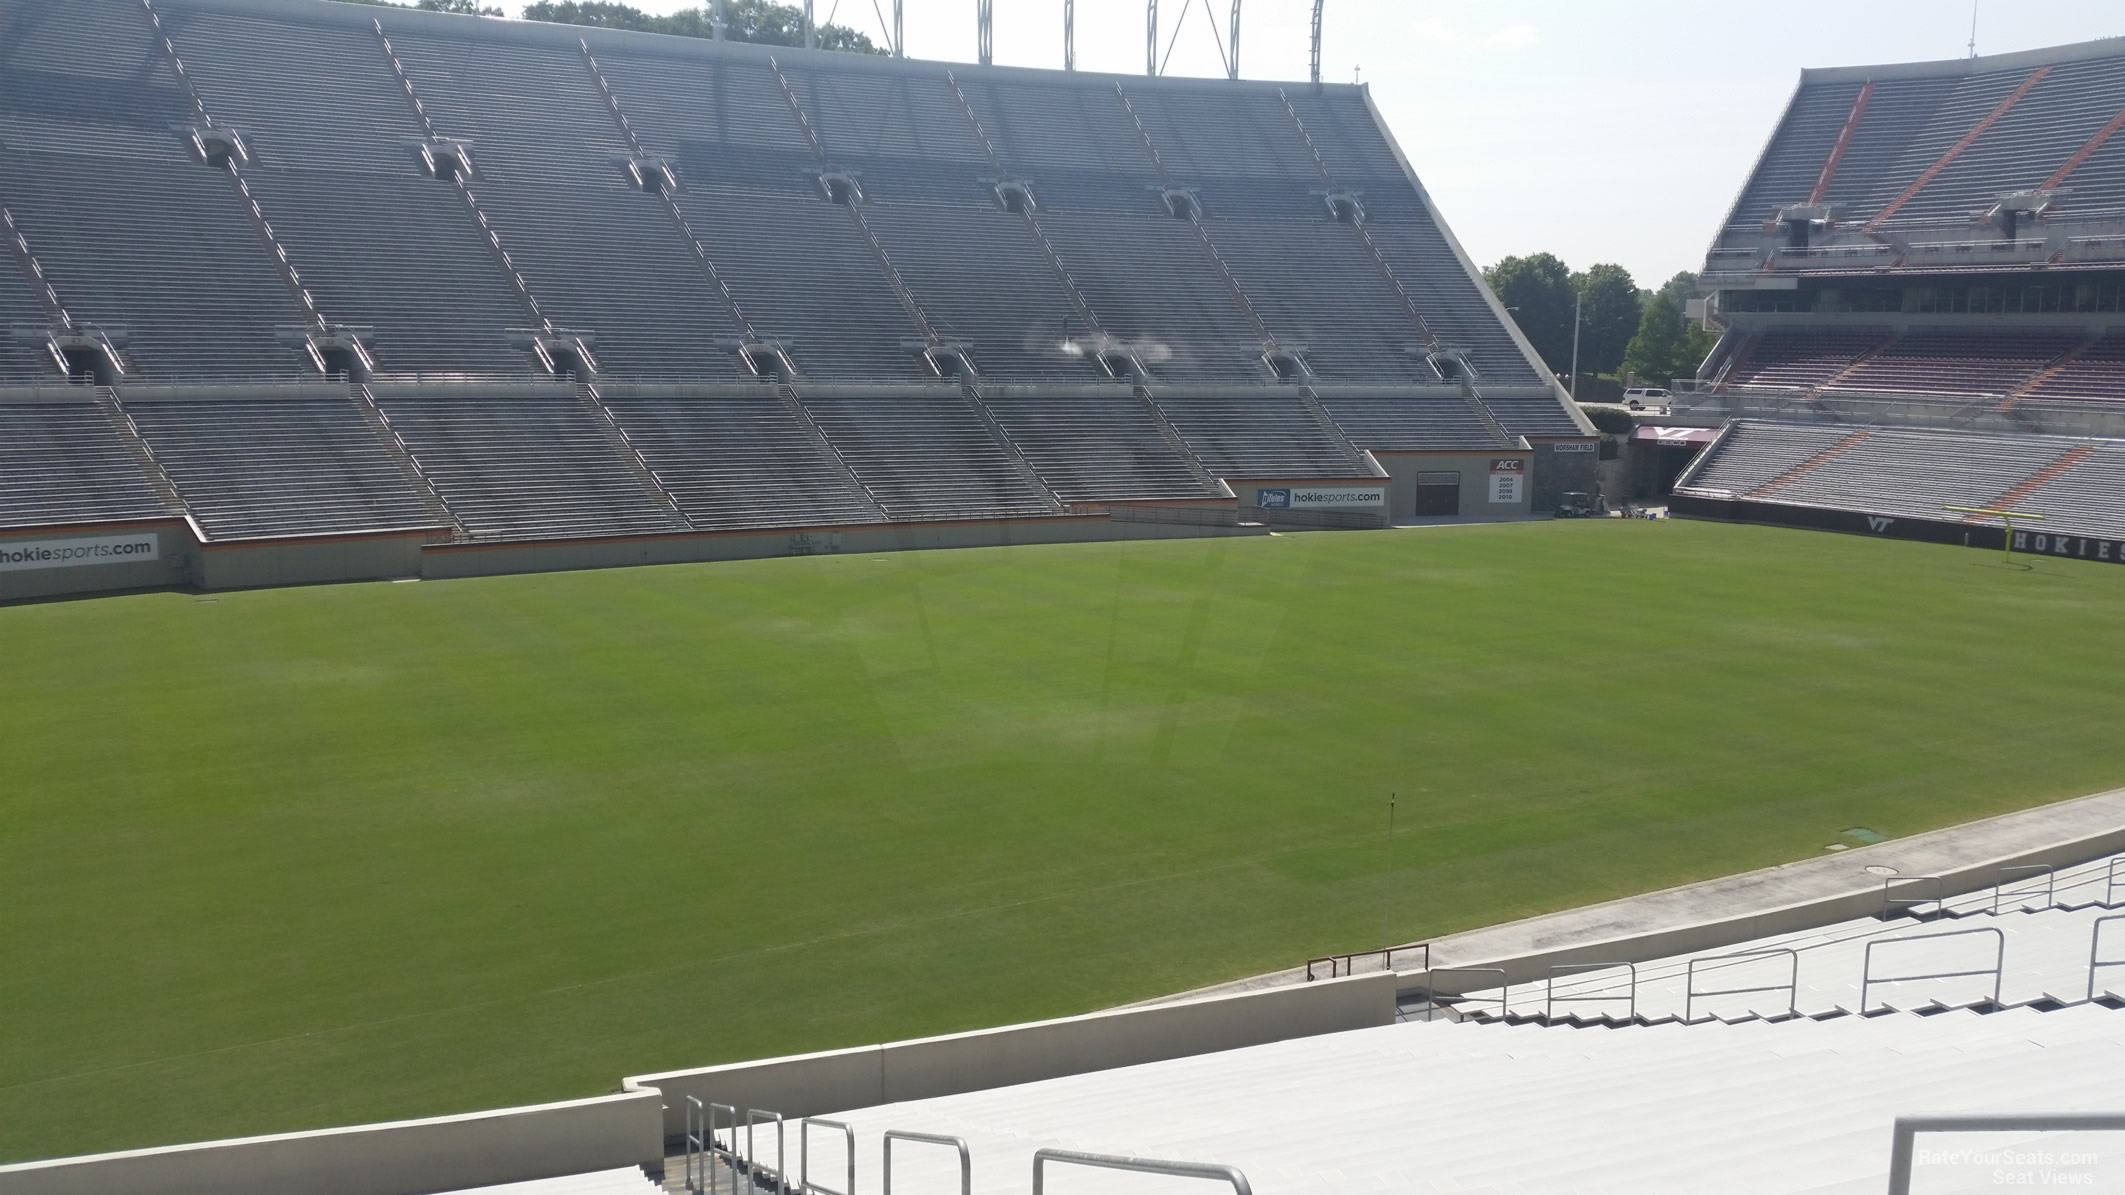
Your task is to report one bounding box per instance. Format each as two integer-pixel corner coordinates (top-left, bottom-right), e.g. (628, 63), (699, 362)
(1133, 785), (2125, 1006)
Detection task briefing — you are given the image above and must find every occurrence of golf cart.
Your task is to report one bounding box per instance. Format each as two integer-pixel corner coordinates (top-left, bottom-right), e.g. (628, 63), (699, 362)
(1554, 491), (1603, 519)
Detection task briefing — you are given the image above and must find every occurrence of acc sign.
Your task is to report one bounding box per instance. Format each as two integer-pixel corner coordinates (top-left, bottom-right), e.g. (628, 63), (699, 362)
(0, 533), (160, 572)
(1488, 458), (1527, 505)
(1257, 487), (1384, 510)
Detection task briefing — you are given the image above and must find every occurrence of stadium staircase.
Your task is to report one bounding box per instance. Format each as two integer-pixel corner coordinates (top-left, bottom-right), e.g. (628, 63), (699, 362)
(1866, 65), (2052, 233)
(579, 384), (696, 530)
(578, 41), (761, 361)
(90, 387), (188, 518)
(1978, 442), (2095, 515)
(1999, 336), (2102, 411)
(956, 379), (1067, 513)
(1276, 90), (1444, 366)
(1296, 387), (1380, 472)
(767, 56), (949, 373)
(373, 21), (563, 360)
(1746, 428), (1873, 498)
(1133, 386), (1223, 492)
(777, 383), (890, 522)
(354, 383), (466, 540)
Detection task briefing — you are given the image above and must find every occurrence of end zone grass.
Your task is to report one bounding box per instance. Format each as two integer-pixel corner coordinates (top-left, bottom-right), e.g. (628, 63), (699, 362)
(4, 520), (2123, 1159)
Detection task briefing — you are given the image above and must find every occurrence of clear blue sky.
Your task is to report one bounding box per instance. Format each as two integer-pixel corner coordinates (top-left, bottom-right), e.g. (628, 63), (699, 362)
(625, 0), (2125, 288)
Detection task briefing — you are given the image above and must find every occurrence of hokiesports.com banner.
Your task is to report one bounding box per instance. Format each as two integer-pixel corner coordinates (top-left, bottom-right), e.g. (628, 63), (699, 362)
(0, 533), (160, 572)
(1256, 487), (1385, 510)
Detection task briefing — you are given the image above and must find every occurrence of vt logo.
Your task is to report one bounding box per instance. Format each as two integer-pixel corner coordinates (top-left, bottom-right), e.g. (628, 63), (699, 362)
(1867, 516), (1895, 533)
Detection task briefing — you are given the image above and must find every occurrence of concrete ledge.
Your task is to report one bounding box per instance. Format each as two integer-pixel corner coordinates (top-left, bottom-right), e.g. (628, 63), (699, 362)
(1413, 787), (2125, 994)
(626, 972), (1396, 1143)
(0, 1089), (664, 1195)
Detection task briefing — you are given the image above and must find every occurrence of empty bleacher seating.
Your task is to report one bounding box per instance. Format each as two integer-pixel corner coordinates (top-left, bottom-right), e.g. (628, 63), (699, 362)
(374, 389), (685, 540)
(1475, 394), (1587, 439)
(2010, 442), (2125, 539)
(799, 389), (1055, 520)
(383, 33), (743, 376)
(164, 11), (539, 374)
(0, 0), (1578, 538)
(1829, 333), (2081, 397)
(2024, 332), (2125, 404)
(1680, 418), (2125, 542)
(0, 397), (167, 528)
(1318, 394), (1505, 452)
(0, 236), (58, 379)
(1726, 330), (1891, 391)
(982, 392), (1217, 503)
(1675, 421), (1851, 496)
(123, 393), (435, 540)
(1154, 393), (1367, 478)
(600, 389), (878, 529)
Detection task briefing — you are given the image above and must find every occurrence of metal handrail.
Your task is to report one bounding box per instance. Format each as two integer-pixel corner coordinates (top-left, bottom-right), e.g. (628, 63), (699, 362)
(1880, 874), (1945, 919)
(1305, 942), (1429, 981)
(2108, 857), (2124, 908)
(1886, 1113), (2125, 1195)
(801, 1117), (856, 1195)
(685, 1097), (709, 1195)
(2089, 914), (2125, 1001)
(882, 1130), (970, 1195)
(1544, 962), (1637, 1021)
(746, 1109), (786, 1195)
(1685, 948), (1800, 1022)
(709, 1104), (740, 1195)
(1032, 1149), (1253, 1195)
(1418, 967), (1508, 1022)
(1860, 926), (2005, 1012)
(1995, 864), (2056, 913)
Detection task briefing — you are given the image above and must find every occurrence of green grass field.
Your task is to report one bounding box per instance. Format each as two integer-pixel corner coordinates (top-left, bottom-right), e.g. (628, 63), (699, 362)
(4, 520), (2124, 1160)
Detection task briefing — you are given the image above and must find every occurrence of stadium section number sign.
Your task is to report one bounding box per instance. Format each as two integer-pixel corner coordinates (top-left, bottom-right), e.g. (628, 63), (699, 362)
(1256, 487), (1385, 510)
(1487, 458), (1525, 505)
(0, 533), (159, 572)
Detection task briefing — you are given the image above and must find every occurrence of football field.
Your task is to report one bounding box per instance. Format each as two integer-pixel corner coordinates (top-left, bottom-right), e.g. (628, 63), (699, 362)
(5, 519), (2123, 1160)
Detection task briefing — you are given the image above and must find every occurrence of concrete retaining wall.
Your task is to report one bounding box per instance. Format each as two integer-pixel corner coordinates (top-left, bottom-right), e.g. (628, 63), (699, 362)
(197, 532), (431, 590)
(0, 519), (195, 603)
(0, 1090), (664, 1195)
(627, 972), (1397, 1142)
(1414, 822), (2125, 994)
(423, 515), (1244, 581)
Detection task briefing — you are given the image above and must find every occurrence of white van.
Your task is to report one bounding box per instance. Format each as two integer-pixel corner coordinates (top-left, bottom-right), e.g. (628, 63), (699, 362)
(1622, 387), (1671, 411)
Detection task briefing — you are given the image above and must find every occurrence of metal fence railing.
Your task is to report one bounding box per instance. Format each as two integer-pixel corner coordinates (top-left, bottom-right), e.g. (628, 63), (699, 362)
(1545, 962), (1637, 1021)
(882, 1130), (970, 1195)
(1305, 942), (1429, 981)
(1685, 947), (1799, 1022)
(1032, 1150), (1252, 1195)
(1861, 927), (2005, 1012)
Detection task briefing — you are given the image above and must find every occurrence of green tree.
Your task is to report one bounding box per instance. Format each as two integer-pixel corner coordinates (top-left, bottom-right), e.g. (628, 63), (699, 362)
(1619, 294), (1689, 386)
(1569, 263), (1641, 377)
(521, 0), (883, 53)
(1483, 252), (1574, 377)
(1620, 272), (1720, 385)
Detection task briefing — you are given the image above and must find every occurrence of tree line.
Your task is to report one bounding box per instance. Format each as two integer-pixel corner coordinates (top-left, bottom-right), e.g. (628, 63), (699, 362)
(335, 0), (885, 53)
(1483, 254), (1718, 392)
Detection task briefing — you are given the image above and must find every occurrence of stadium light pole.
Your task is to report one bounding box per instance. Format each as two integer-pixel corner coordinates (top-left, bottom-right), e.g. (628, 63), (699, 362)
(1568, 288), (1582, 398)
(803, 0), (814, 50)
(1064, 0), (1075, 70)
